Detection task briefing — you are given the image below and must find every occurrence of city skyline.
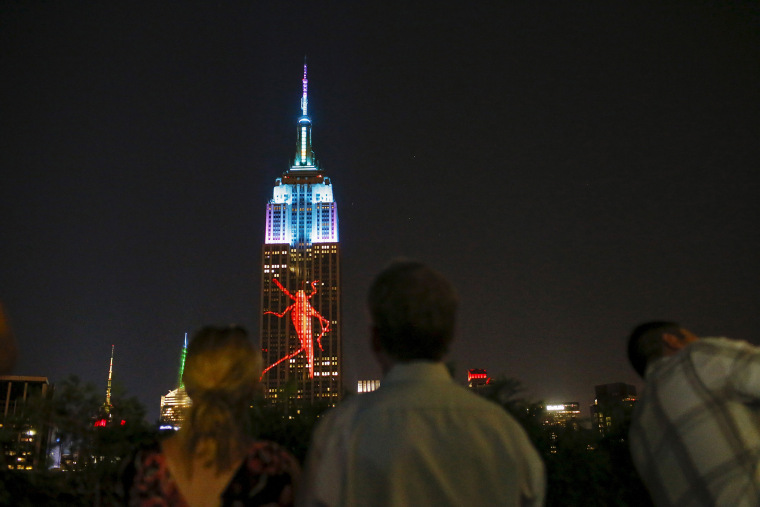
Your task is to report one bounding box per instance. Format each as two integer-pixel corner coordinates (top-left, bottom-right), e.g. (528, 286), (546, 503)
(2, 2), (758, 422)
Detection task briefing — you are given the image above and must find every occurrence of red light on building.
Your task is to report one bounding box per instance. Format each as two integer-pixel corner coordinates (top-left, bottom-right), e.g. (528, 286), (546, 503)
(467, 369), (489, 382)
(94, 418), (107, 427)
(467, 369), (491, 389)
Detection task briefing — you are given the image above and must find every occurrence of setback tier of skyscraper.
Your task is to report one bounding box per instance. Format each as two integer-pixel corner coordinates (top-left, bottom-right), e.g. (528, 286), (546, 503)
(260, 63), (341, 405)
(159, 334), (191, 430)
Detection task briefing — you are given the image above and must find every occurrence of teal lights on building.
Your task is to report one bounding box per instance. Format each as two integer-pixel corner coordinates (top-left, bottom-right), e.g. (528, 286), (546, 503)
(265, 63), (339, 247)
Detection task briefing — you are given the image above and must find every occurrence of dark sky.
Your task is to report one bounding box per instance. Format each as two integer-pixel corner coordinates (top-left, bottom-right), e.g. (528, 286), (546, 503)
(2, 1), (758, 422)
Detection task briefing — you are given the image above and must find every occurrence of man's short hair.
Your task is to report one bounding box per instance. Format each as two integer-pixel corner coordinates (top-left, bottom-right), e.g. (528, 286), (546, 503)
(627, 321), (682, 378)
(368, 260), (458, 361)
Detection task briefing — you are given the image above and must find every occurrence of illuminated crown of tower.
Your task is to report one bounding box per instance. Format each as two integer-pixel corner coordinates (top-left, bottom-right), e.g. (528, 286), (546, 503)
(293, 59), (316, 168)
(264, 60), (338, 246)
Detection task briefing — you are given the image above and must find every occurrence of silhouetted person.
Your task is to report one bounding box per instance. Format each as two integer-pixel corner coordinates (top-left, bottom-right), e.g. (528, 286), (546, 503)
(627, 321), (760, 506)
(121, 326), (300, 506)
(299, 260), (545, 507)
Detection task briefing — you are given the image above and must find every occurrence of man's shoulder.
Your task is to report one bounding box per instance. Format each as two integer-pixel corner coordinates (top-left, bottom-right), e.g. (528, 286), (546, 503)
(690, 337), (756, 353)
(647, 338), (755, 377)
(679, 337), (760, 367)
(311, 390), (380, 435)
(322, 379), (510, 418)
(434, 381), (520, 414)
(330, 381), (524, 438)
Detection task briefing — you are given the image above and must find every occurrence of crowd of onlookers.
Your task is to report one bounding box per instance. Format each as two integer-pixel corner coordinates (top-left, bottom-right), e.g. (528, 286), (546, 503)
(3, 261), (759, 506)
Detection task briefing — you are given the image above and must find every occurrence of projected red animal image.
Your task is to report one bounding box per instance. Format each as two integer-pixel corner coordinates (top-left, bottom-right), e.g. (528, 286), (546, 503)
(261, 278), (330, 379)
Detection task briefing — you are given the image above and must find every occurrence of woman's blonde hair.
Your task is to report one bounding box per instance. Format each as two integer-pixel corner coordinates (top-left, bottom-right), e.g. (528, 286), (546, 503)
(181, 325), (262, 471)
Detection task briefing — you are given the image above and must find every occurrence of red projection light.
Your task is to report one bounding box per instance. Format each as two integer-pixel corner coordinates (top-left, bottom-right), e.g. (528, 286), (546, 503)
(94, 419), (107, 427)
(261, 278), (330, 379)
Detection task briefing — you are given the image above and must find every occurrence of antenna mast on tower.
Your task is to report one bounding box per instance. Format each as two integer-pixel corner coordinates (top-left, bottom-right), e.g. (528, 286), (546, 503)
(178, 333), (188, 389)
(104, 344), (114, 414)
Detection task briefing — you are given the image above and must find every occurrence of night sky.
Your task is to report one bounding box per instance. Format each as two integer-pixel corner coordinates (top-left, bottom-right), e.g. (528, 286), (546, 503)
(2, 1), (758, 422)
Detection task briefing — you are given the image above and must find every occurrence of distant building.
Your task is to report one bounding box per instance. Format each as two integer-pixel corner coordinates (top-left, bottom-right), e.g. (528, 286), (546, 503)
(543, 402), (582, 453)
(357, 380), (380, 394)
(544, 402), (581, 428)
(467, 369), (491, 390)
(159, 333), (191, 430)
(159, 387), (191, 430)
(0, 376), (53, 470)
(260, 63), (341, 406)
(85, 346), (130, 467)
(590, 382), (637, 437)
(93, 345), (116, 427)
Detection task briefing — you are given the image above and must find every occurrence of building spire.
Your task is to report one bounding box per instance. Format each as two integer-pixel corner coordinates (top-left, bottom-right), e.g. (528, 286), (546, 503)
(105, 344), (114, 414)
(301, 57), (308, 117)
(177, 332), (188, 389)
(294, 58), (316, 168)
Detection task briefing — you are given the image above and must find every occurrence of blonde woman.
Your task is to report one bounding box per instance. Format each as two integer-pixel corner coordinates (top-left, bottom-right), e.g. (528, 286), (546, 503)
(122, 326), (299, 506)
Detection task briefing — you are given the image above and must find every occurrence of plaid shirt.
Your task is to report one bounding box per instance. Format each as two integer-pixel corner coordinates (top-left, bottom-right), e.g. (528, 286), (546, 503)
(629, 337), (760, 506)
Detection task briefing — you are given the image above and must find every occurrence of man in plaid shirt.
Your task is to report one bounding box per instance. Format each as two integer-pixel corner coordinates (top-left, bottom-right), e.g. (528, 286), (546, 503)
(627, 321), (760, 506)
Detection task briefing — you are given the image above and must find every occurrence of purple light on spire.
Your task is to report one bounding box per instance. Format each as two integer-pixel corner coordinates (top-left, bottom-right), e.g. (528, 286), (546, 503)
(301, 63), (308, 116)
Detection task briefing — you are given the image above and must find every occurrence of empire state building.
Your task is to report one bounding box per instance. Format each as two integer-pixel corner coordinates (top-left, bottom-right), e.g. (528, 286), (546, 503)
(259, 64), (341, 405)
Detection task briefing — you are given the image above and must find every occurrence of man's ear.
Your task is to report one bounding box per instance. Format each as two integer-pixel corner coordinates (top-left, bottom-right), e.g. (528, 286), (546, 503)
(662, 332), (686, 352)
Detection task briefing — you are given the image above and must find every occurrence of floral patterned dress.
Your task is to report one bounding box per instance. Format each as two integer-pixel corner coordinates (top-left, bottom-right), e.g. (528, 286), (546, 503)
(121, 440), (299, 506)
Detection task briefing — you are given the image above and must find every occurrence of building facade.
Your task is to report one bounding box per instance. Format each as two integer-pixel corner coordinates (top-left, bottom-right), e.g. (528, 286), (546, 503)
(260, 64), (341, 405)
(543, 402), (582, 453)
(159, 333), (191, 430)
(357, 380), (381, 394)
(543, 402), (581, 428)
(0, 376), (53, 470)
(159, 387), (190, 431)
(590, 382), (637, 437)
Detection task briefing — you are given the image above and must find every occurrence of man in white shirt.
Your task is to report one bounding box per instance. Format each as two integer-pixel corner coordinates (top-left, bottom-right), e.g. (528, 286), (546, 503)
(298, 260), (545, 507)
(627, 321), (760, 506)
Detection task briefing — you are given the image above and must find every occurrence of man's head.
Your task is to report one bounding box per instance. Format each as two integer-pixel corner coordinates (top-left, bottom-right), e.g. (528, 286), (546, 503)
(368, 260), (458, 363)
(627, 321), (699, 378)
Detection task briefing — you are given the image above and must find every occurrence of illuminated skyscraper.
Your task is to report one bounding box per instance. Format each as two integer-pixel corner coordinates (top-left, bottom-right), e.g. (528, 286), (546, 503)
(543, 402), (581, 427)
(260, 63), (341, 405)
(542, 402), (582, 454)
(94, 345), (115, 427)
(159, 387), (189, 431)
(159, 333), (191, 430)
